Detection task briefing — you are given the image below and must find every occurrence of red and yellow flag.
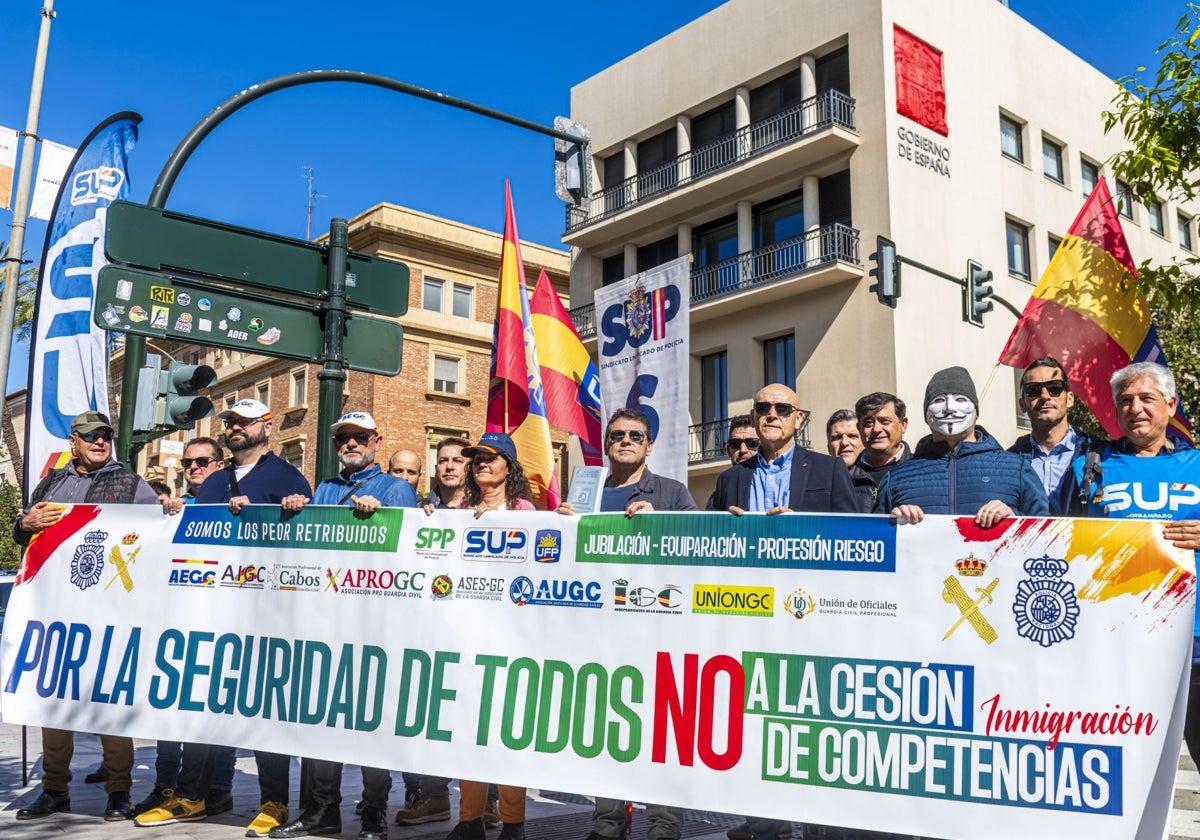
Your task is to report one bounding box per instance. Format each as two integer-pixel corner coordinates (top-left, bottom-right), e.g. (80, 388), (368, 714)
(999, 178), (1192, 442)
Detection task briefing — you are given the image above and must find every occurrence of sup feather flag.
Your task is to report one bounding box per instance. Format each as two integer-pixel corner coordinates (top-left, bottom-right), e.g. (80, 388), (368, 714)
(999, 177), (1192, 443)
(530, 269), (604, 465)
(485, 181), (560, 509)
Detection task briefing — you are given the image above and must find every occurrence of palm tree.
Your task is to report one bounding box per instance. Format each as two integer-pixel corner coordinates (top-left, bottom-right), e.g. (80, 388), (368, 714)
(0, 241), (38, 488)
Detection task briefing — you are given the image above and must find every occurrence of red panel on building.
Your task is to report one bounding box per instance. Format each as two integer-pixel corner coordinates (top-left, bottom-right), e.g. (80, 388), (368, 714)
(894, 26), (948, 137)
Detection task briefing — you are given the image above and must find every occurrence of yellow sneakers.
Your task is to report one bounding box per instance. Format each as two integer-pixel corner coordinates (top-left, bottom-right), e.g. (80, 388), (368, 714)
(133, 790), (206, 826)
(245, 801), (288, 837)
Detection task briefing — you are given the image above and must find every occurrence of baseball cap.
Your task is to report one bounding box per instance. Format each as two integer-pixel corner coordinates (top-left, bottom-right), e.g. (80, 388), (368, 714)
(330, 411), (378, 435)
(462, 432), (517, 462)
(72, 411), (114, 435)
(218, 399), (272, 421)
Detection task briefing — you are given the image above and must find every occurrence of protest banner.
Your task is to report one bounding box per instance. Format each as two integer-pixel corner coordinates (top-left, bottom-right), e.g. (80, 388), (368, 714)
(0, 505), (1191, 840)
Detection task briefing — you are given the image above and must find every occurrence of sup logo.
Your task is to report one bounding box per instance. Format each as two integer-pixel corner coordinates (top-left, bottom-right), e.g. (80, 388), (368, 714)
(463, 528), (528, 562)
(71, 167), (125, 206)
(599, 283), (682, 355)
(533, 529), (562, 563)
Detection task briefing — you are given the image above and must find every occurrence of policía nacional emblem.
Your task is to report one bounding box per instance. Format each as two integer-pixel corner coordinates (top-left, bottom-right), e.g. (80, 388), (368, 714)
(70, 529), (108, 591)
(624, 286), (653, 340)
(1012, 555), (1079, 647)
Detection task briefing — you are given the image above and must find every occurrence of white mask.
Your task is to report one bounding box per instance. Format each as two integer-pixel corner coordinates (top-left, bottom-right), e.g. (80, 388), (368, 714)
(926, 393), (977, 436)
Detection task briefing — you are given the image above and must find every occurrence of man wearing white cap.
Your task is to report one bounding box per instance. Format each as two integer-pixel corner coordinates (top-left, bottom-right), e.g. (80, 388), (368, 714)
(190, 398), (311, 837)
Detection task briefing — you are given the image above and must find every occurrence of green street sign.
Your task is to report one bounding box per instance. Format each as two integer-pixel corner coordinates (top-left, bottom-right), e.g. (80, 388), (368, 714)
(95, 265), (403, 376)
(105, 201), (410, 317)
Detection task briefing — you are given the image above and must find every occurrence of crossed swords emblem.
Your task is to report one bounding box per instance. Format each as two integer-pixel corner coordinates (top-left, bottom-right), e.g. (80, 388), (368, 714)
(103, 544), (140, 592)
(942, 575), (999, 644)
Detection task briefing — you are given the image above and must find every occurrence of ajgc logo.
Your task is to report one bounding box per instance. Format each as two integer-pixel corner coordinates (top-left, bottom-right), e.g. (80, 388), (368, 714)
(220, 564), (269, 589)
(533, 529), (562, 563)
(463, 528), (528, 562)
(509, 576), (602, 608)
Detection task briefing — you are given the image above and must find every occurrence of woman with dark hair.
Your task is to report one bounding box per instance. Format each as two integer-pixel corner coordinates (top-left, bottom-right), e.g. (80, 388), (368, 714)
(461, 432), (536, 516)
(447, 432), (534, 840)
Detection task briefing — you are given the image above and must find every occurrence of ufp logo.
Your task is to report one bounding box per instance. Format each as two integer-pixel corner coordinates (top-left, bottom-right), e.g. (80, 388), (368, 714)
(71, 167), (125, 206)
(416, 527), (455, 552)
(463, 528), (528, 562)
(533, 529), (562, 563)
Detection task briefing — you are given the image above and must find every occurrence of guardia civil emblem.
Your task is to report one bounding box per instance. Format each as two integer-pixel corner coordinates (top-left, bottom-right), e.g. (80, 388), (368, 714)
(1012, 555), (1079, 647)
(624, 286), (653, 340)
(70, 529), (108, 591)
(783, 587), (816, 620)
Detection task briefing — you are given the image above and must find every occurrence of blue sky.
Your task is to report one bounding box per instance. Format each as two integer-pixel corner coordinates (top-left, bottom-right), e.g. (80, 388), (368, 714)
(0, 0), (1189, 391)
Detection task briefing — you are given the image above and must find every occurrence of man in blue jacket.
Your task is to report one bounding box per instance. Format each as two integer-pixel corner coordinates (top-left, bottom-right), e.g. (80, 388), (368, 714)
(876, 366), (1048, 524)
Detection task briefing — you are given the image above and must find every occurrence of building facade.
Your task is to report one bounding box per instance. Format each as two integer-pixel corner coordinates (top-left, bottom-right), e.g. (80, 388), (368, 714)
(563, 0), (1199, 503)
(114, 203), (570, 496)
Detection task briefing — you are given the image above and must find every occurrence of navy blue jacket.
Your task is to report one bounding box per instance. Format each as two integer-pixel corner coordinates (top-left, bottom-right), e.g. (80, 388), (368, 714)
(874, 429), (1049, 516)
(1008, 428), (1104, 516)
(709, 446), (858, 513)
(196, 451), (311, 504)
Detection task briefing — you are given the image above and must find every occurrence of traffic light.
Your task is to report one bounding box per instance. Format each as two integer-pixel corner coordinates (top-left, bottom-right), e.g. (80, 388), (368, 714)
(869, 236), (900, 308)
(164, 361), (217, 429)
(964, 260), (994, 327)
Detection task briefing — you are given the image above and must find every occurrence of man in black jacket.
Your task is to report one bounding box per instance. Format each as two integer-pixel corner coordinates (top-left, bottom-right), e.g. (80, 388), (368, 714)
(847, 392), (912, 513)
(710, 384), (857, 515)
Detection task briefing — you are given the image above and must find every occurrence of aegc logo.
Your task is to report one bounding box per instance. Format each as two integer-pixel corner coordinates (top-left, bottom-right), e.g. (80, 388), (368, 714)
(1101, 481), (1200, 515)
(71, 167), (125, 206)
(463, 528), (528, 562)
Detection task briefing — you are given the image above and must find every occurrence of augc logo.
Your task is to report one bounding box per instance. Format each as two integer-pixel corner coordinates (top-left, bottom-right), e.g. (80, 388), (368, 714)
(71, 167), (125, 206)
(463, 528), (528, 562)
(508, 575), (602, 609)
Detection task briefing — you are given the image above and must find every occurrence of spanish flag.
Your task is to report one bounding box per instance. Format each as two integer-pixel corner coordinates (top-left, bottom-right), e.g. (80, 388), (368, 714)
(530, 269), (603, 465)
(999, 178), (1192, 443)
(485, 182), (560, 509)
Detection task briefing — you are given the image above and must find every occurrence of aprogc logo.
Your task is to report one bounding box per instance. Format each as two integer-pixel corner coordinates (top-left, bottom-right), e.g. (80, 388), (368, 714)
(463, 528), (528, 562)
(71, 167), (125, 206)
(1100, 482), (1200, 515)
(326, 568), (426, 597)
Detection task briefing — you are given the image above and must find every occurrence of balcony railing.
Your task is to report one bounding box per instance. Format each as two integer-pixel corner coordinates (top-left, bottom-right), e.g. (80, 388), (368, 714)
(565, 90), (856, 231)
(688, 415), (812, 464)
(568, 223), (859, 331)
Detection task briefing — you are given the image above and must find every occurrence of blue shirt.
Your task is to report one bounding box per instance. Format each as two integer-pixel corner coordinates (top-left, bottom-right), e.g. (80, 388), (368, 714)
(311, 463), (417, 508)
(600, 483), (638, 513)
(1023, 428), (1079, 503)
(749, 445), (794, 511)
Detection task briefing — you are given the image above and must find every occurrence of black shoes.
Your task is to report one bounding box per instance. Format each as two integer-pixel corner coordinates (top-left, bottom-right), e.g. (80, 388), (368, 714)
(359, 804), (388, 840)
(447, 817), (488, 840)
(133, 786), (171, 817)
(498, 822), (525, 840)
(104, 790), (132, 821)
(16, 788), (70, 820)
(84, 764), (110, 784)
(269, 802), (343, 838)
(206, 788), (235, 816)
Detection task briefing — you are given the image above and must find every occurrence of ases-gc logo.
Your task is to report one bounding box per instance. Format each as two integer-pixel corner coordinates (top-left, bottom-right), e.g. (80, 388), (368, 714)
(463, 528), (528, 562)
(509, 575), (602, 608)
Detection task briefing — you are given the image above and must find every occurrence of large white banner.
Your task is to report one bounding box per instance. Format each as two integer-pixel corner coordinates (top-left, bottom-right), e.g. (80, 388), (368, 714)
(594, 256), (690, 483)
(28, 139), (76, 221)
(0, 504), (1192, 840)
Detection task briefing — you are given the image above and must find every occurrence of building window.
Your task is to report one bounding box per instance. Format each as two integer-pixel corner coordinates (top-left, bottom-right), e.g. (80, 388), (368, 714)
(1042, 137), (1064, 183)
(1048, 234), (1062, 260)
(763, 334), (796, 388)
(691, 101), (736, 149)
(290, 368), (307, 407)
(1148, 201), (1165, 236)
(700, 352), (728, 424)
(1080, 158), (1099, 197)
(452, 283), (472, 318)
(637, 235), (678, 273)
(256, 380), (270, 407)
(223, 392), (237, 412)
(1180, 213), (1194, 251)
(999, 114), (1024, 162)
(422, 277), (444, 312)
(280, 441), (304, 472)
(1006, 218), (1031, 281)
(1115, 180), (1134, 220)
(433, 355), (460, 394)
(602, 253), (626, 286)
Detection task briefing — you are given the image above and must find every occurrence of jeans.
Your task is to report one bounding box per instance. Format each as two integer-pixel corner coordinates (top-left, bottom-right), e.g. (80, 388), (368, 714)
(154, 740), (182, 789)
(255, 751), (291, 805)
(594, 799), (682, 840)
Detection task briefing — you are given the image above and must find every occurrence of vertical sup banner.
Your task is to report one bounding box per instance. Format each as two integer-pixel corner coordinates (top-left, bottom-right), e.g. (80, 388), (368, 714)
(24, 113), (140, 493)
(594, 256), (690, 483)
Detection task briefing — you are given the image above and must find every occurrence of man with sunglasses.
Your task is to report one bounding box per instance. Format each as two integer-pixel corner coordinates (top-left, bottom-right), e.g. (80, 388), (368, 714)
(1009, 357), (1103, 515)
(14, 411), (159, 823)
(710, 384), (857, 515)
(266, 410), (414, 840)
(724, 416), (759, 466)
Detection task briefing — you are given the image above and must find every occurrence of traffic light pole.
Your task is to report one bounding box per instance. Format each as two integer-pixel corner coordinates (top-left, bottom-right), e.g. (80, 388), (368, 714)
(894, 255), (1023, 319)
(316, 219), (349, 482)
(117, 69), (592, 467)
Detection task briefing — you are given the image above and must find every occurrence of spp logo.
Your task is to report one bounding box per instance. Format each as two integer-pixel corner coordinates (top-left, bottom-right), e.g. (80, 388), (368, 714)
(71, 167), (125, 206)
(508, 575), (602, 609)
(1100, 482), (1200, 514)
(613, 579), (682, 614)
(534, 529), (562, 563)
(463, 528), (528, 562)
(599, 283), (682, 356)
(416, 527), (456, 554)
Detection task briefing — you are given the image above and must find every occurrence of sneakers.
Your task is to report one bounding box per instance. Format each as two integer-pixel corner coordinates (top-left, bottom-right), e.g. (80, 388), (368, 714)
(396, 796), (451, 825)
(246, 802), (290, 837)
(498, 822), (525, 840)
(133, 787), (172, 818)
(727, 820), (792, 840)
(483, 799), (501, 830)
(447, 817), (487, 840)
(206, 789), (234, 816)
(134, 791), (206, 826)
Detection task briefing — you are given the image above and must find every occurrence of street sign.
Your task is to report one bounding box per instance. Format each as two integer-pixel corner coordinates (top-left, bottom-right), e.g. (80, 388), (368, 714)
(95, 265), (403, 376)
(105, 201), (410, 317)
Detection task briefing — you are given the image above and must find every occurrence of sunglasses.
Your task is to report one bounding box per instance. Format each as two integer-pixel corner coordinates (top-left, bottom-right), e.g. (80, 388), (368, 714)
(181, 456), (220, 469)
(223, 417), (264, 429)
(1021, 381), (1068, 399)
(608, 429), (647, 444)
(727, 437), (761, 450)
(753, 401), (797, 417)
(334, 431), (373, 446)
(77, 429), (113, 443)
